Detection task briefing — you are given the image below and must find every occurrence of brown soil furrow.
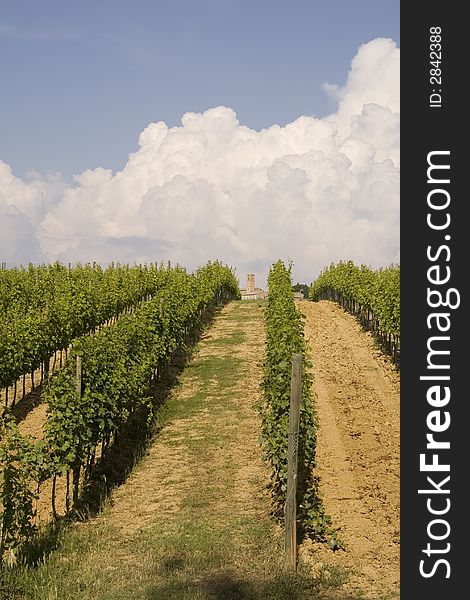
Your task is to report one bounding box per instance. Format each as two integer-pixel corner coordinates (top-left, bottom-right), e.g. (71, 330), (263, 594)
(18, 402), (48, 440)
(298, 299), (400, 599)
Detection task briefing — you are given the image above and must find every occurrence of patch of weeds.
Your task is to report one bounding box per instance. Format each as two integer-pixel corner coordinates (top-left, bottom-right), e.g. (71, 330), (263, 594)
(205, 330), (247, 347)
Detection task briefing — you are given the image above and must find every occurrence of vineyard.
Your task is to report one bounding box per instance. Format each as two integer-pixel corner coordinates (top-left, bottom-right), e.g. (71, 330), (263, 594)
(0, 262), (171, 406)
(0, 257), (399, 600)
(1, 261), (239, 565)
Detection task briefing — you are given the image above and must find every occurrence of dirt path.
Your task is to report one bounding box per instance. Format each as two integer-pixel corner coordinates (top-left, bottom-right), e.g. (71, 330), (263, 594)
(298, 300), (400, 599)
(103, 301), (272, 538)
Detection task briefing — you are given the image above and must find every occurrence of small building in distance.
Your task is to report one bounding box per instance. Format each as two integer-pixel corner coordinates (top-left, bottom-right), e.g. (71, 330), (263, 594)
(239, 274), (268, 300)
(293, 291), (304, 300)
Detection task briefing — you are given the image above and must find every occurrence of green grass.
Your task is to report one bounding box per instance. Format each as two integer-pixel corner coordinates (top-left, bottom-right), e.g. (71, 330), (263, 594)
(1, 519), (353, 600)
(203, 328), (247, 347)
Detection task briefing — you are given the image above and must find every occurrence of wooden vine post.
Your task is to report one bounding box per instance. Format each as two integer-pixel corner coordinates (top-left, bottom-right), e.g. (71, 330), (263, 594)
(285, 353), (302, 570)
(76, 355), (82, 398)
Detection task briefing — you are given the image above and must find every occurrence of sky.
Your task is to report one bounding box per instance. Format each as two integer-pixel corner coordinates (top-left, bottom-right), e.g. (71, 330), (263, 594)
(0, 0), (399, 287)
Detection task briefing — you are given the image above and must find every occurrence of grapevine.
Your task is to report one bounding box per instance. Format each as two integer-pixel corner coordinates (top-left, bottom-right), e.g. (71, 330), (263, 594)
(261, 260), (341, 547)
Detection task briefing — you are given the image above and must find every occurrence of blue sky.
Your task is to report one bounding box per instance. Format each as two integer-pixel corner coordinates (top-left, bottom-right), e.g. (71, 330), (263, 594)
(1, 0), (399, 284)
(1, 0), (399, 181)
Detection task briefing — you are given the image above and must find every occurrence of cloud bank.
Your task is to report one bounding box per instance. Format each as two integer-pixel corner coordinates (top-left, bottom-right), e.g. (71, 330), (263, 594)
(0, 38), (399, 287)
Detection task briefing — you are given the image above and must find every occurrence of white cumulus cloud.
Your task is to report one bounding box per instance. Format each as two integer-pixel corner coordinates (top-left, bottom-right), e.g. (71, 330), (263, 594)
(0, 37), (399, 287)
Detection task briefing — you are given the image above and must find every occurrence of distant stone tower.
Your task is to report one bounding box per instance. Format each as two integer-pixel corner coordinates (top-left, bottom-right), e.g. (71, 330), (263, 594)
(247, 274), (255, 293)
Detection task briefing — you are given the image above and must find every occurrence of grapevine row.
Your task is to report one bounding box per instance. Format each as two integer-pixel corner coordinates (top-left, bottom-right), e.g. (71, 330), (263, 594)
(0, 262), (174, 405)
(261, 260), (339, 547)
(309, 261), (400, 365)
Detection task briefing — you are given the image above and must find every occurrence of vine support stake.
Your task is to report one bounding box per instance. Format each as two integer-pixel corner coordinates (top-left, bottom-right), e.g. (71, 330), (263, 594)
(285, 353), (302, 570)
(76, 355), (82, 398)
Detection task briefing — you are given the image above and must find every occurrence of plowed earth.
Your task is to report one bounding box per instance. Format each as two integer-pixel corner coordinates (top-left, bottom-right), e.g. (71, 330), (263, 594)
(298, 300), (400, 599)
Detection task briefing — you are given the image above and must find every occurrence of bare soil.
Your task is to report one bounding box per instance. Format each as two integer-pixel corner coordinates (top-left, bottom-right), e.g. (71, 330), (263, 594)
(298, 300), (400, 599)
